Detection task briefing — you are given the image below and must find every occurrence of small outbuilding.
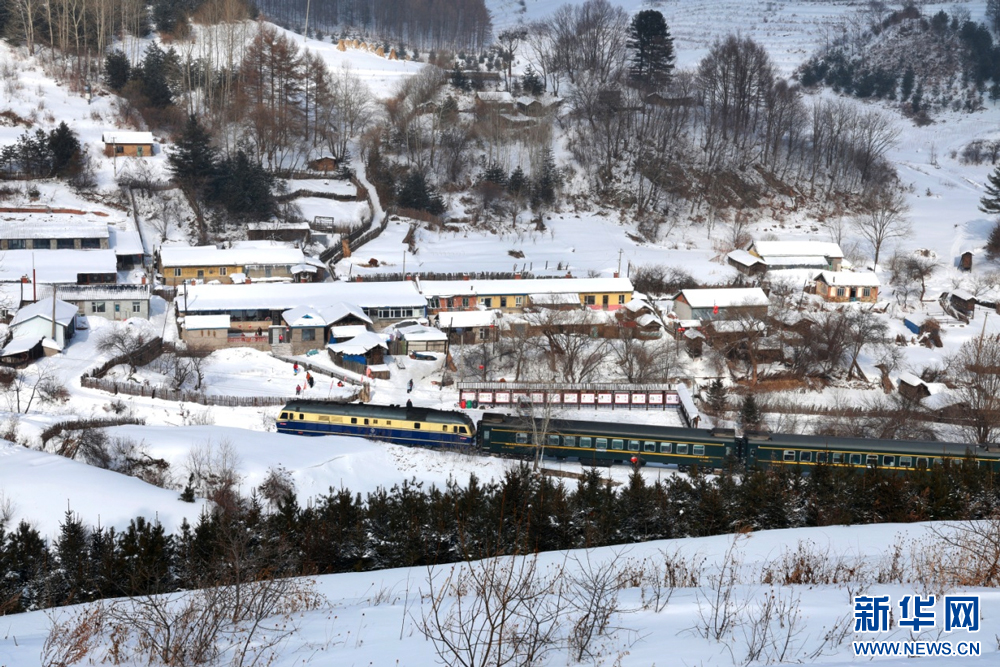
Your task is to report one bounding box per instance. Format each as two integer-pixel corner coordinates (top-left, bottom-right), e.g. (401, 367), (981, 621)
(813, 271), (880, 303)
(9, 297), (77, 349)
(102, 131), (155, 158)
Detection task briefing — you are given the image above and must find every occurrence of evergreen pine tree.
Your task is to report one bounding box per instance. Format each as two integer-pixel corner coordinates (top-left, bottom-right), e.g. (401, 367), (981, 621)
(54, 510), (90, 605)
(48, 122), (81, 177)
(522, 66), (544, 96)
(706, 379), (728, 414)
(480, 162), (507, 186)
(980, 164), (1000, 217)
(986, 221), (1000, 259)
(138, 43), (174, 108)
(627, 10), (675, 89)
(507, 165), (527, 196)
(213, 150), (277, 220)
(531, 148), (559, 209)
(168, 115), (218, 192)
(900, 67), (915, 101)
(103, 50), (130, 91)
(450, 66), (470, 91)
(740, 394), (762, 429)
(911, 82), (924, 114)
(3, 521), (51, 611)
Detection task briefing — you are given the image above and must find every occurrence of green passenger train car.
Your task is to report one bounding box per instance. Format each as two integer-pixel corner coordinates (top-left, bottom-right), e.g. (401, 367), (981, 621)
(478, 412), (735, 470)
(746, 431), (1000, 473)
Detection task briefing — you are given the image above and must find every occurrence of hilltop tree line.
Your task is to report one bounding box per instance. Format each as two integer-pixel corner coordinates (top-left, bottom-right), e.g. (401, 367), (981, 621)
(253, 0), (492, 51)
(2, 460), (998, 615)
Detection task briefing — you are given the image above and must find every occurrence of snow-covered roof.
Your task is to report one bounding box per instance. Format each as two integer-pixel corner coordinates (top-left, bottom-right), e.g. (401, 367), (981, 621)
(624, 298), (653, 313)
(676, 288), (769, 309)
(477, 91), (514, 103)
(330, 324), (371, 340)
(36, 284), (150, 302)
(923, 390), (964, 411)
(107, 226), (143, 255)
(282, 302), (371, 327)
(897, 372), (924, 387)
(815, 271), (880, 287)
(762, 256), (828, 267)
(419, 277), (633, 298)
(515, 96), (538, 106)
(11, 297), (77, 327)
(727, 249), (765, 267)
(0, 249), (117, 283)
(709, 319), (767, 333)
(327, 331), (387, 355)
(102, 131), (154, 144)
(185, 314), (230, 330)
(396, 324), (447, 342)
(160, 241), (306, 268)
(635, 313), (661, 327)
(0, 219), (108, 240)
(181, 281), (426, 313)
(950, 289), (975, 301)
(1, 336), (41, 356)
(749, 240), (843, 259)
(434, 310), (502, 329)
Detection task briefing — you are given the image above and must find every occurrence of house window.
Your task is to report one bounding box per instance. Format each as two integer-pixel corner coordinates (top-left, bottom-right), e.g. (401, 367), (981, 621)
(462, 297), (470, 308)
(57, 239), (74, 249)
(515, 296), (523, 307)
(483, 298), (492, 308)
(584, 295), (596, 305)
(33, 239), (52, 249)
(301, 328), (316, 341)
(114, 145), (124, 154)
(132, 302), (141, 313)
(500, 297), (508, 308)
(862, 287), (871, 297)
(81, 238), (100, 249)
(220, 267), (228, 276)
(264, 267), (273, 278)
(836, 287), (846, 297)
(173, 268), (182, 277)
(429, 297), (440, 309)
(91, 302), (105, 313)
(478, 328), (489, 340)
(618, 294), (625, 304)
(197, 270), (205, 279)
(8, 239), (25, 249)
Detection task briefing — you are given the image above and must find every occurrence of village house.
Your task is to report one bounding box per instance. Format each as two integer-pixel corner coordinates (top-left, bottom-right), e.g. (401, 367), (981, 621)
(177, 282), (427, 344)
(474, 91), (516, 114)
(102, 131), (155, 157)
(433, 309), (502, 344)
(307, 155), (339, 172)
(0, 297), (78, 365)
(729, 240), (844, 275)
(418, 277), (634, 314)
(328, 330), (389, 377)
(394, 324), (449, 353)
(182, 315), (233, 350)
(0, 249), (118, 286)
(158, 241), (325, 286)
(616, 299), (664, 339)
(0, 219), (109, 251)
(275, 302), (373, 355)
(813, 271), (880, 303)
(36, 284), (151, 321)
(671, 288), (770, 321)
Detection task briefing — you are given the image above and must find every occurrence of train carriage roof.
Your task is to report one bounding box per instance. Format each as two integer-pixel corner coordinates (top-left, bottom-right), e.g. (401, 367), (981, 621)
(281, 400), (476, 429)
(480, 412), (732, 444)
(756, 432), (1000, 458)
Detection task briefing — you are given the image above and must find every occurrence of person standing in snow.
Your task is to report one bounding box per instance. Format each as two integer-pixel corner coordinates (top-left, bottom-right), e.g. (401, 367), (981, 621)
(307, 373), (315, 389)
(295, 384), (301, 396)
(293, 362), (299, 375)
(407, 379), (414, 393)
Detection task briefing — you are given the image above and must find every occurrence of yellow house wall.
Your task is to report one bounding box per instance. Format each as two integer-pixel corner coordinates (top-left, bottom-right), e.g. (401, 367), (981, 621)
(161, 264), (245, 285)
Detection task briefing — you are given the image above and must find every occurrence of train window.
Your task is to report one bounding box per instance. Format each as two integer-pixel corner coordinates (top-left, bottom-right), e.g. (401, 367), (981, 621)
(917, 458), (928, 469)
(596, 438), (608, 450)
(612, 439), (624, 450)
(850, 454), (862, 465)
(414, 422), (421, 430)
(516, 432), (529, 444)
(883, 456), (895, 467)
(580, 437), (592, 448)
(564, 436), (576, 447)
(800, 451), (812, 462)
(452, 426), (459, 433)
(629, 440), (640, 451)
(783, 450), (796, 462)
(661, 443), (672, 454)
(387, 420), (393, 426)
(817, 452), (827, 463)
(933, 458), (943, 467)
(459, 427), (467, 433)
(644, 441), (656, 452)
(351, 418), (357, 424)
(364, 419), (370, 426)
(298, 414), (304, 420)
(483, 429), (491, 441)
(693, 445), (705, 456)
(832, 452), (843, 464)
(442, 425), (448, 431)
(280, 412), (288, 419)
(677, 444), (688, 455)
(548, 435), (560, 446)
(899, 457), (912, 467)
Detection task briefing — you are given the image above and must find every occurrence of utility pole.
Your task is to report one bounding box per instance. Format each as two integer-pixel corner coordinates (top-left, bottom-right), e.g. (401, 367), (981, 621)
(303, 0), (311, 40)
(617, 249), (623, 275)
(51, 284), (56, 342)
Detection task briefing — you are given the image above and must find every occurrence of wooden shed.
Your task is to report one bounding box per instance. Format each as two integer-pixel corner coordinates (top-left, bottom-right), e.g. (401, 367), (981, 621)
(102, 131), (155, 158)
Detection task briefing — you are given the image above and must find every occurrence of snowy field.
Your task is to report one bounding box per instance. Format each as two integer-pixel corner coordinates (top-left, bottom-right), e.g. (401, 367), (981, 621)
(0, 521), (996, 666)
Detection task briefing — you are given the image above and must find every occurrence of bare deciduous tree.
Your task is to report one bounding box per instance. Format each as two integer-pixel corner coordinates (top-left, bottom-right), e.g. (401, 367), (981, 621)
(852, 185), (910, 269)
(949, 334), (1000, 445)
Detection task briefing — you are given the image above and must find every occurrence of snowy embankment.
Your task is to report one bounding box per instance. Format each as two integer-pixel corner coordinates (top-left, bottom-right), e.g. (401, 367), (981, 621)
(0, 521), (995, 666)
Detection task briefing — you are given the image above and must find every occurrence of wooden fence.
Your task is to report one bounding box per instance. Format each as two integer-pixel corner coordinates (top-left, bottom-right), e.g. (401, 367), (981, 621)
(80, 376), (291, 407)
(320, 212), (389, 264)
(41, 416), (146, 444)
